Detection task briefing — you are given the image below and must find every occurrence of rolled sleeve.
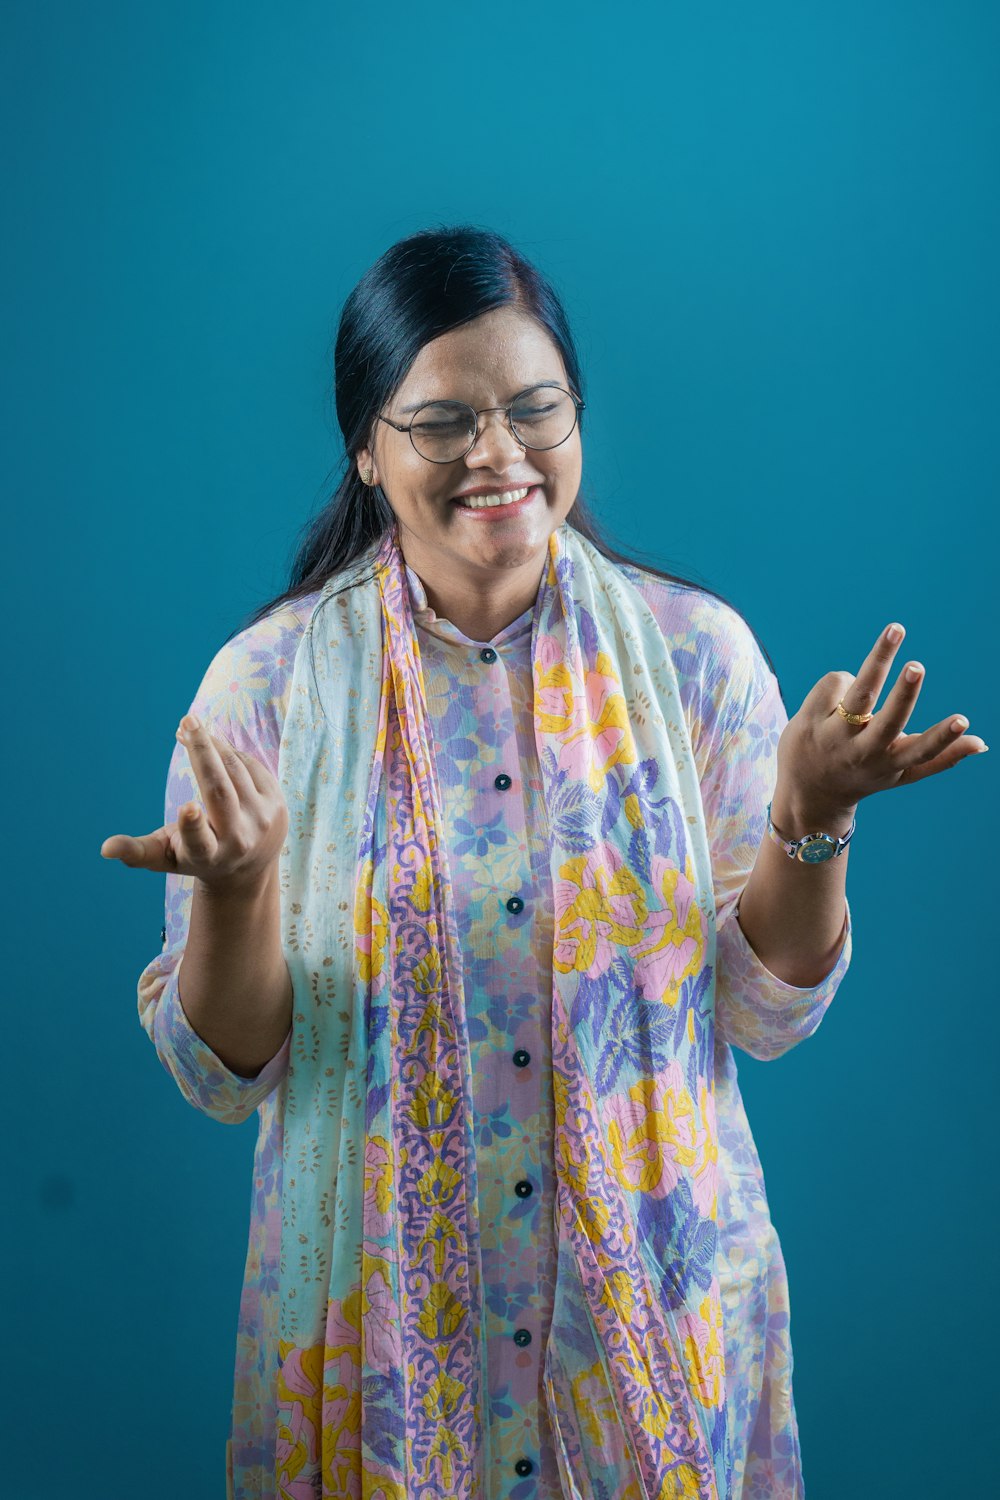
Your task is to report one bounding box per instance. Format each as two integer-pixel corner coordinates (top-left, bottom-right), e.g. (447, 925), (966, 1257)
(139, 954), (290, 1124)
(715, 892), (852, 1061)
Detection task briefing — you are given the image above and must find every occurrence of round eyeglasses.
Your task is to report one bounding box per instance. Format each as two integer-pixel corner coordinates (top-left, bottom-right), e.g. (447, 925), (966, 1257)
(375, 383), (585, 464)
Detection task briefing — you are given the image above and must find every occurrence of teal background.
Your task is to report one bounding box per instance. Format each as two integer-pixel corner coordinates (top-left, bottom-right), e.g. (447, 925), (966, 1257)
(5, 1), (996, 1495)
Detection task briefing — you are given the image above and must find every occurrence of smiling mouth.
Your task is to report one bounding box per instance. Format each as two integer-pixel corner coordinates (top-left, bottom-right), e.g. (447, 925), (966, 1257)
(453, 486), (531, 510)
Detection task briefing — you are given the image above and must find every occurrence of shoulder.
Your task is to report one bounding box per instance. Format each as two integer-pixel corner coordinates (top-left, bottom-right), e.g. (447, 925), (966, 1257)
(187, 591), (323, 772)
(615, 562), (780, 773)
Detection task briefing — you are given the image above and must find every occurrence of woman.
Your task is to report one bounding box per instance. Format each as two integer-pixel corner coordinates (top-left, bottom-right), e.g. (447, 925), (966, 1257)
(102, 226), (985, 1500)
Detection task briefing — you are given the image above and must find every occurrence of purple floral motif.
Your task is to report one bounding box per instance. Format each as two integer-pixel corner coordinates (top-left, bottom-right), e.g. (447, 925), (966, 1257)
(477, 1103), (513, 1148)
(637, 1179), (717, 1312)
(452, 811), (507, 858)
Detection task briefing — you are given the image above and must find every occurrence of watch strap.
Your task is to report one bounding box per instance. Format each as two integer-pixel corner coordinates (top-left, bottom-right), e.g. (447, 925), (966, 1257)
(766, 801), (856, 862)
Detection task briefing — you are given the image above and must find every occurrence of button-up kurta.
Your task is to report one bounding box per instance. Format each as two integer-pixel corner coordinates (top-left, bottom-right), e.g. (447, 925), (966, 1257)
(138, 558), (851, 1500)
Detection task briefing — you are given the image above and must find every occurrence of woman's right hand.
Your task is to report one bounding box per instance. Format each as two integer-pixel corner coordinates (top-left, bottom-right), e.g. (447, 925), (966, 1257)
(100, 713), (289, 896)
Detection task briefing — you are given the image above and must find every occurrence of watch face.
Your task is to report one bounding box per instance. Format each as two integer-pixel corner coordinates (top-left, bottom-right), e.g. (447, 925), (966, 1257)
(798, 837), (836, 863)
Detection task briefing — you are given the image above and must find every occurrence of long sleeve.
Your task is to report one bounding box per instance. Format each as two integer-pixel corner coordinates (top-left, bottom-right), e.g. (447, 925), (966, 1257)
(136, 599), (316, 1123)
(701, 670), (852, 1061)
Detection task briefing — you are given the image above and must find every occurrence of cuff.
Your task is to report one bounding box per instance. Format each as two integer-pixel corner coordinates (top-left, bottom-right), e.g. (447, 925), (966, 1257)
(152, 971), (291, 1123)
(714, 897), (852, 1060)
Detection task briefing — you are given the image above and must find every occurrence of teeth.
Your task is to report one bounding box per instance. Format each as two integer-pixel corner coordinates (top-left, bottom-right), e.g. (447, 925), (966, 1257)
(457, 487), (530, 509)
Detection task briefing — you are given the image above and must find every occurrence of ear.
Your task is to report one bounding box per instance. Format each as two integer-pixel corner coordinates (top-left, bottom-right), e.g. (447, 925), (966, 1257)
(355, 441), (379, 487)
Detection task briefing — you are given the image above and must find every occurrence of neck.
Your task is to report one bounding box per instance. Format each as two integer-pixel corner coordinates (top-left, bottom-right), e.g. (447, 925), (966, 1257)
(420, 565), (544, 641)
(398, 536), (549, 642)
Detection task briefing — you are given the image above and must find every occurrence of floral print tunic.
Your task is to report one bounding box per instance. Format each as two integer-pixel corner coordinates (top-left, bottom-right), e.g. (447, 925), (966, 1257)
(137, 557), (851, 1500)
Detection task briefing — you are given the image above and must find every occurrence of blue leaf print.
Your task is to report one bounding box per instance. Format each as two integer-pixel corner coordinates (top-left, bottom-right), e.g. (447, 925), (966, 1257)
(569, 974), (593, 1035)
(687, 965), (715, 1088)
(366, 1078), (390, 1130)
(578, 603), (599, 659)
(575, 969), (618, 1047)
(600, 772), (622, 838)
(629, 825), (652, 886)
(545, 753), (603, 850)
(367, 1002), (389, 1047)
(633, 756), (661, 795)
(637, 1179), (717, 1312)
(654, 798), (673, 859)
(361, 1373), (394, 1404)
(594, 983), (680, 1096)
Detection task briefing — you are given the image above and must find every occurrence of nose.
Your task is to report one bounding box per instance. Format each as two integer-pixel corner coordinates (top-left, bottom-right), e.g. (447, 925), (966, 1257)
(463, 409), (525, 471)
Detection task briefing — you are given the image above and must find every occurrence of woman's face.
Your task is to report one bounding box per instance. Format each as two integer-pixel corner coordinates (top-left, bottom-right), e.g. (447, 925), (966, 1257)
(357, 304), (583, 591)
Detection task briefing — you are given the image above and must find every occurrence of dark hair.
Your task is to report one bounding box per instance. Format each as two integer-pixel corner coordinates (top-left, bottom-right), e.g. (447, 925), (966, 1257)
(234, 224), (776, 679)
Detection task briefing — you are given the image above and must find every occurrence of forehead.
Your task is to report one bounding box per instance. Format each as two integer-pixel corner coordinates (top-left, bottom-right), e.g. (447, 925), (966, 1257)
(392, 305), (568, 408)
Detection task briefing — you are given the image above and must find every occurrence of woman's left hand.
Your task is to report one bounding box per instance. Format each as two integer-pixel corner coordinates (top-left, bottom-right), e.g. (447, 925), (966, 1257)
(773, 621), (989, 827)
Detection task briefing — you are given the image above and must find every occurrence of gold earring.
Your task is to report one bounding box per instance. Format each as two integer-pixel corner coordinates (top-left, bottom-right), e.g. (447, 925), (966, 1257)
(359, 466), (374, 486)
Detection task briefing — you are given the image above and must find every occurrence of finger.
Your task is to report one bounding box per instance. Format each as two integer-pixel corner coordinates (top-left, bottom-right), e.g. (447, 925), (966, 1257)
(231, 747), (273, 795)
(174, 799), (220, 862)
(175, 715), (245, 824)
(872, 659), (925, 741)
(836, 622), (906, 719)
(896, 729), (988, 786)
(889, 713), (978, 772)
(212, 733), (264, 798)
(100, 826), (177, 871)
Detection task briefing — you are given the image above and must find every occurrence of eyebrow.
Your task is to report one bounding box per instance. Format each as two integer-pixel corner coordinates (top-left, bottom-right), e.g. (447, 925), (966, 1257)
(394, 379), (566, 415)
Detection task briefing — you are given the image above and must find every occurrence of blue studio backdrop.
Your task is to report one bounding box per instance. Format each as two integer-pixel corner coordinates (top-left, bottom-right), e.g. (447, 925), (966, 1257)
(5, 3), (996, 1496)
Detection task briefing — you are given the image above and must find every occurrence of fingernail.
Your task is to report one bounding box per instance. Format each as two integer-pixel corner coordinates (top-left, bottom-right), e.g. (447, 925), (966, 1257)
(951, 717), (969, 732)
(886, 624), (903, 644)
(904, 663), (923, 682)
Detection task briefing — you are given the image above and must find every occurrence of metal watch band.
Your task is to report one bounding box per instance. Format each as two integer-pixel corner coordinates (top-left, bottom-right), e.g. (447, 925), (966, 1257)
(765, 800), (856, 863)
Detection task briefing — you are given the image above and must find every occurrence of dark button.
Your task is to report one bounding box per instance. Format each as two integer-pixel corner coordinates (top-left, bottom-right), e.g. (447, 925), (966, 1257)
(514, 1458), (534, 1477)
(494, 772), (512, 791)
(506, 896), (525, 914)
(480, 647), (498, 664)
(514, 1179), (533, 1199)
(513, 1327), (532, 1348)
(513, 1049), (531, 1068)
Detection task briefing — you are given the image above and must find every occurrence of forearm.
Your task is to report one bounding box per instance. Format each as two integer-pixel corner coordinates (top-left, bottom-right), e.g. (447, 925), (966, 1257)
(177, 867), (293, 1078)
(734, 787), (853, 988)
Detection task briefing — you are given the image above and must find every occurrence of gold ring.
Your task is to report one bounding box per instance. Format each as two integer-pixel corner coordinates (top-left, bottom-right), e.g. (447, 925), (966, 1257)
(836, 700), (873, 725)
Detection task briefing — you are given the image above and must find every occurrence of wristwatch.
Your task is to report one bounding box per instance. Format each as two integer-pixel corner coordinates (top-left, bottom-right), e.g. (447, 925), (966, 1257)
(765, 801), (856, 863)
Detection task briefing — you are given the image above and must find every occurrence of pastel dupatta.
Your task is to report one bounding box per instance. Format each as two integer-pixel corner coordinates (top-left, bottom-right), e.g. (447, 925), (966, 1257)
(273, 525), (731, 1500)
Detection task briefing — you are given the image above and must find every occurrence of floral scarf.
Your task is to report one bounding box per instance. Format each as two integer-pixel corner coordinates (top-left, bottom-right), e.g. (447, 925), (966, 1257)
(273, 525), (730, 1500)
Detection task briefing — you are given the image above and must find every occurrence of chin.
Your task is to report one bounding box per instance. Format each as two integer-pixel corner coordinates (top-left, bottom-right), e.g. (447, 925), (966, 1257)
(467, 531), (549, 572)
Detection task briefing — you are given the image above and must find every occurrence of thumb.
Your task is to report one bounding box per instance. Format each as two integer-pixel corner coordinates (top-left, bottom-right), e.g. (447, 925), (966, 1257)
(100, 827), (175, 870)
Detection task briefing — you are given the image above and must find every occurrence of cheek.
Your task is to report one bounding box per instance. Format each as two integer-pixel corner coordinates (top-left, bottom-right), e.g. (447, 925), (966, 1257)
(547, 445), (582, 507)
(378, 444), (433, 506)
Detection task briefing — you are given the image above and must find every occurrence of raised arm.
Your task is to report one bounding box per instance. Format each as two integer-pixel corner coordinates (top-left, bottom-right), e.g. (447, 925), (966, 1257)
(101, 602), (313, 1121)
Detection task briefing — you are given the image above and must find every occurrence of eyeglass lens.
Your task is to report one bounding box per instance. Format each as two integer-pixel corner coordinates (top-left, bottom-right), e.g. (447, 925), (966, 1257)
(406, 387), (578, 462)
